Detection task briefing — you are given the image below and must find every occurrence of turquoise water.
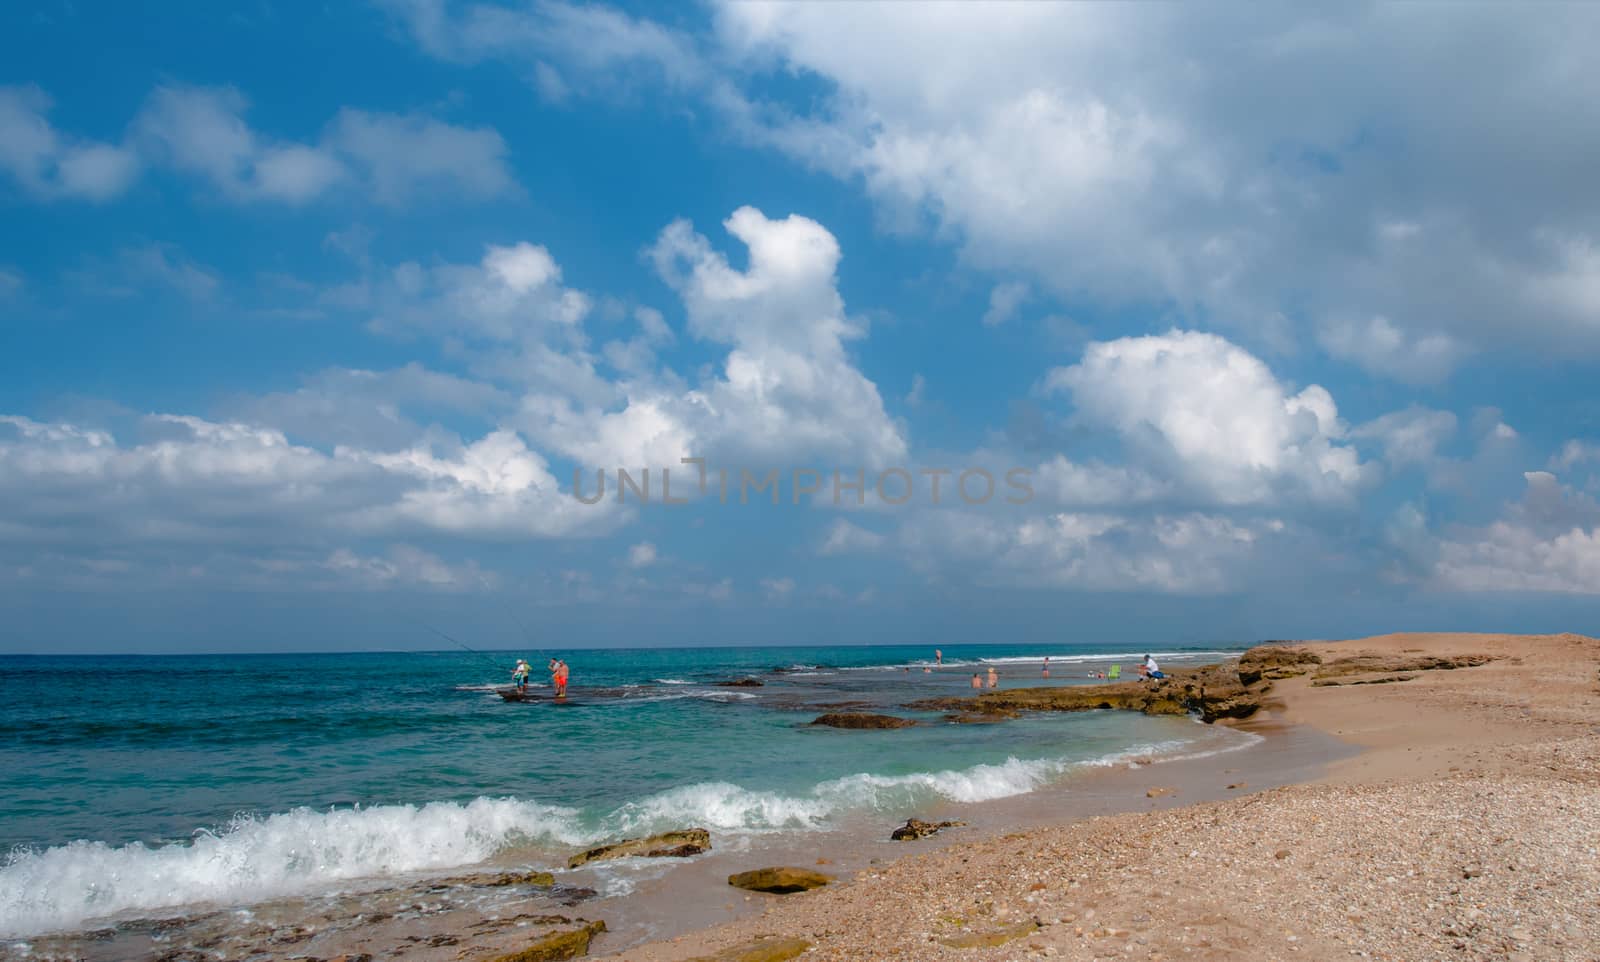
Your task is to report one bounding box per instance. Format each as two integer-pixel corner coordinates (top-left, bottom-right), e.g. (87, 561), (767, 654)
(0, 643), (1239, 937)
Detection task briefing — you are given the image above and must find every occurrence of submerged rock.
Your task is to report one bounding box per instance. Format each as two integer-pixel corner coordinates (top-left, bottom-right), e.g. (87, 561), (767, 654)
(890, 818), (966, 840)
(567, 829), (711, 868)
(486, 920), (606, 962)
(715, 678), (764, 687)
(727, 867), (834, 893)
(429, 870), (555, 889)
(809, 712), (918, 729)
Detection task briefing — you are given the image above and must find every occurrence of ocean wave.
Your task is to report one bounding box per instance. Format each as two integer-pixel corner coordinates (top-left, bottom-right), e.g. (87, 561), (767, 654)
(0, 734), (1225, 938)
(651, 678), (692, 685)
(0, 796), (590, 940)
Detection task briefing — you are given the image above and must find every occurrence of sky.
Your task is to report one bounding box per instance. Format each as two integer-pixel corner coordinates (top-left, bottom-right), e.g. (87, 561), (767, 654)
(3, 1), (1600, 653)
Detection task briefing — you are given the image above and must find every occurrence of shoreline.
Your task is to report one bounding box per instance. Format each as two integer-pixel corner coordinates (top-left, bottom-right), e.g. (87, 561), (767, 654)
(7, 635), (1594, 961)
(588, 632), (1599, 962)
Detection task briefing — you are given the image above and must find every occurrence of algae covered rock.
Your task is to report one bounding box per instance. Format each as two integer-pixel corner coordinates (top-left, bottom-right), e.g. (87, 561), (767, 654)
(567, 829), (710, 868)
(727, 866), (834, 893)
(486, 919), (606, 962)
(809, 712), (918, 729)
(890, 818), (965, 840)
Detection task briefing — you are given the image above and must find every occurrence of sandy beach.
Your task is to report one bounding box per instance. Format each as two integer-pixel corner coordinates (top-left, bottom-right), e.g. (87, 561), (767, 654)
(588, 633), (1600, 962)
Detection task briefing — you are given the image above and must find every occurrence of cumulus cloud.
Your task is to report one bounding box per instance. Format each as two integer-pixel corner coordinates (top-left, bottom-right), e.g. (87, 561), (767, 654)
(896, 509), (1282, 595)
(817, 518), (885, 555)
(1431, 470), (1600, 595)
(0, 414), (622, 557)
(627, 541), (657, 567)
(401, 3), (1600, 376)
(516, 207), (907, 470)
(1351, 406), (1458, 468)
(0, 82), (519, 207)
(981, 281), (1029, 327)
(1045, 330), (1370, 505)
(0, 85), (139, 200)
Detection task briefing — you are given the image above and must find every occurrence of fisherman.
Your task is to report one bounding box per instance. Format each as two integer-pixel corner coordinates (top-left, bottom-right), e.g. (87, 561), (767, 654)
(512, 658), (530, 692)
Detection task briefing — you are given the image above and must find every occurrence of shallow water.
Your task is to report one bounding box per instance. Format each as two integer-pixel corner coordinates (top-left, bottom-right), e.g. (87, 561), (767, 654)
(0, 643), (1236, 942)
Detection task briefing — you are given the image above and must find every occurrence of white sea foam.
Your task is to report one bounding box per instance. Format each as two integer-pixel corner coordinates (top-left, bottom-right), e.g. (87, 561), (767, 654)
(0, 797), (590, 939)
(0, 732), (1237, 939)
(651, 678), (692, 685)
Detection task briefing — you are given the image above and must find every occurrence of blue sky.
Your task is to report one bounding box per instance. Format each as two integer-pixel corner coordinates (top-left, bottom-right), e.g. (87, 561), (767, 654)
(3, 1), (1600, 653)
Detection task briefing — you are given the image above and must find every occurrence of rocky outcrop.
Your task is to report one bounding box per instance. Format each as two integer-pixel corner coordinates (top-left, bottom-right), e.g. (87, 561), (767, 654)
(682, 938), (813, 961)
(486, 920), (606, 962)
(566, 829), (710, 868)
(727, 867), (834, 893)
(890, 818), (966, 840)
(810, 712), (919, 729)
(715, 678), (764, 687)
(909, 660), (1261, 724)
(1312, 653), (1493, 681)
(1237, 646), (1323, 685)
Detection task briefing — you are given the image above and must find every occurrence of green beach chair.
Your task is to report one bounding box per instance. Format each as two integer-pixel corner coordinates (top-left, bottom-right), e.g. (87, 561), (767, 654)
(1107, 664), (1121, 680)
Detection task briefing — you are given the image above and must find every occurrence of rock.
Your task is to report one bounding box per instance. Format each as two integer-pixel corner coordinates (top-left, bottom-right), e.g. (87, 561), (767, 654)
(431, 870), (555, 889)
(682, 937), (812, 961)
(714, 678), (764, 687)
(935, 921), (1040, 948)
(1237, 646), (1322, 685)
(485, 920), (606, 962)
(1311, 652), (1494, 681)
(1226, 782), (1247, 790)
(907, 660), (1263, 724)
(1462, 864), (1483, 878)
(943, 711), (1018, 724)
(567, 829), (710, 868)
(890, 818), (966, 840)
(809, 712), (919, 729)
(1146, 787), (1176, 798)
(727, 867), (834, 893)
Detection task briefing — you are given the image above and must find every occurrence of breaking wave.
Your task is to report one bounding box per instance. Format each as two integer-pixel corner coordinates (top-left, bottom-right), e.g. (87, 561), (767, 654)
(0, 734), (1235, 939)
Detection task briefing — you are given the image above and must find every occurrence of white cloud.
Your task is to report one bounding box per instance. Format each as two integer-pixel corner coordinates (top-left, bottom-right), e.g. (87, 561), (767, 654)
(518, 207), (907, 471)
(1430, 470), (1600, 595)
(325, 108), (516, 205)
(0, 267), (23, 299)
(0, 414), (622, 553)
(981, 280), (1029, 327)
(411, 3), (1600, 375)
(66, 244), (221, 302)
(321, 544), (497, 591)
(1351, 406), (1458, 468)
(0, 85), (139, 201)
(1552, 440), (1600, 471)
(627, 541), (657, 567)
(896, 509), (1280, 595)
(817, 518), (885, 555)
(1317, 315), (1469, 385)
(1046, 330), (1370, 505)
(130, 84), (515, 206)
(760, 576), (795, 601)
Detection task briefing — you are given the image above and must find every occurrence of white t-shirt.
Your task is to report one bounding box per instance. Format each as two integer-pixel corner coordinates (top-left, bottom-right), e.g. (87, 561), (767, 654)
(1144, 656), (1159, 672)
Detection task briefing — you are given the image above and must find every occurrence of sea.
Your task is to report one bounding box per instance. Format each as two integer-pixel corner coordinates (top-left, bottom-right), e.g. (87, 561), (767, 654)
(0, 643), (1254, 953)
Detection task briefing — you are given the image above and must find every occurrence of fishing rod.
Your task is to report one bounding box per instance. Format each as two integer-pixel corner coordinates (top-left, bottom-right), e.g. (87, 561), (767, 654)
(416, 619), (514, 676)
